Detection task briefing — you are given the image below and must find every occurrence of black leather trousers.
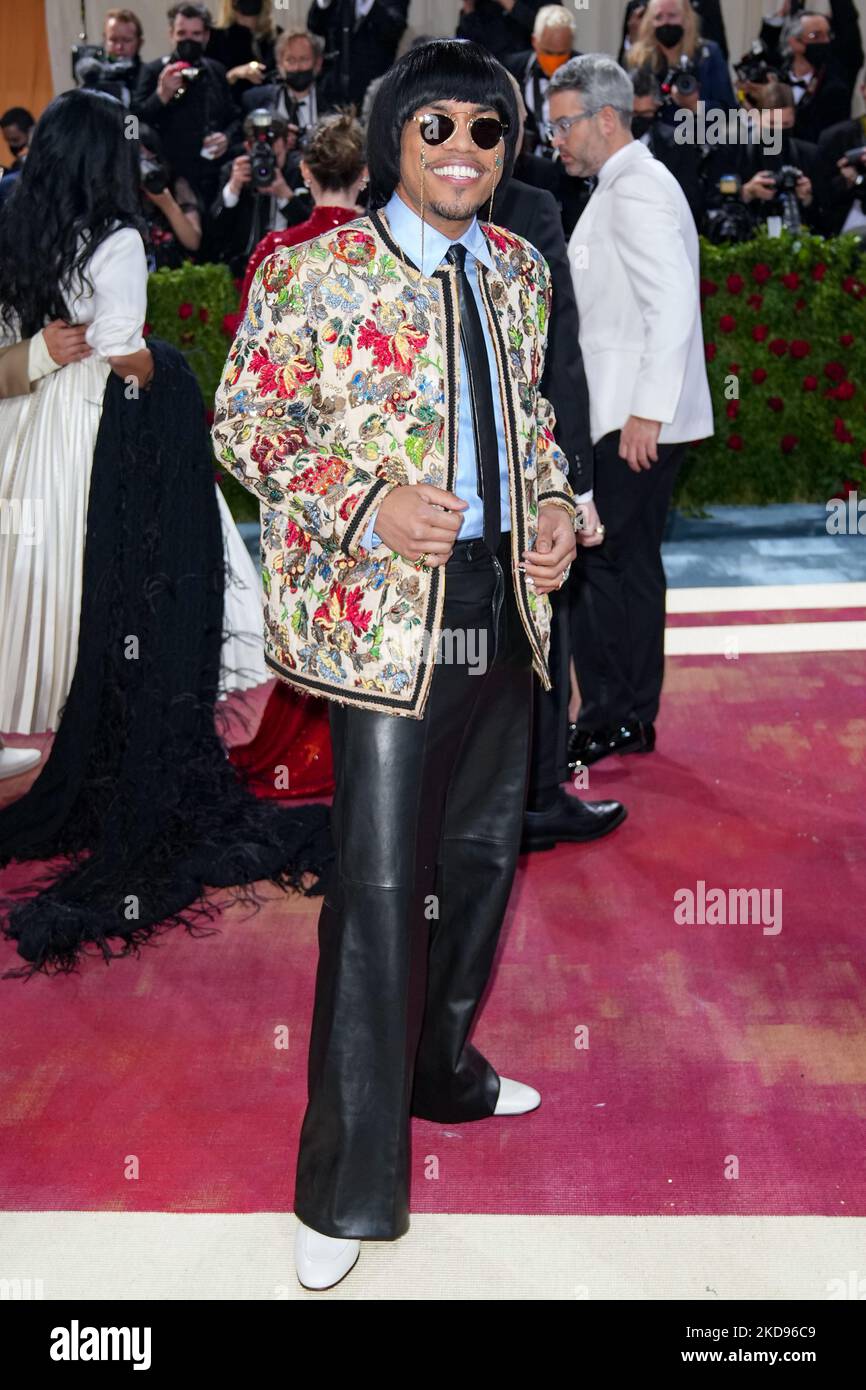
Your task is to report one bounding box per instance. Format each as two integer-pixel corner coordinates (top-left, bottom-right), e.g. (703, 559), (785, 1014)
(293, 531), (535, 1240)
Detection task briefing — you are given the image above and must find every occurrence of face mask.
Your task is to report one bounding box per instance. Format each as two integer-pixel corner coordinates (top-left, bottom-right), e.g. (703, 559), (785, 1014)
(803, 41), (829, 69)
(283, 68), (315, 91)
(174, 37), (204, 64)
(536, 51), (570, 78)
(631, 114), (655, 138)
(234, 0), (263, 14)
(655, 23), (684, 48)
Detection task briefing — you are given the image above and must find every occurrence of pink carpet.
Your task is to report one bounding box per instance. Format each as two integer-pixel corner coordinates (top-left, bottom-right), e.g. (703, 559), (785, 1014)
(1, 652), (864, 1217)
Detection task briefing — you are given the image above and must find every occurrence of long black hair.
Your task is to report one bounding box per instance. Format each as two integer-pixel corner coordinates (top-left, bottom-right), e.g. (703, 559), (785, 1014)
(0, 88), (147, 339)
(365, 39), (519, 210)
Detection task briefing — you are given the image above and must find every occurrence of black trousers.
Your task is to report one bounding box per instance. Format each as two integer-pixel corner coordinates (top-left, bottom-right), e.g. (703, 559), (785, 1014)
(526, 580), (570, 807)
(570, 431), (686, 729)
(293, 532), (535, 1240)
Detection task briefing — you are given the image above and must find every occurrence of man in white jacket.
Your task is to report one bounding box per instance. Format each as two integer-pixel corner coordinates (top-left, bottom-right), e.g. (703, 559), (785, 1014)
(547, 52), (714, 769)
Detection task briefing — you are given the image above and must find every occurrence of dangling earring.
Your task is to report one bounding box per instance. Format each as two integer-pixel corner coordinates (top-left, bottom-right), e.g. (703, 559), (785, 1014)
(487, 153), (502, 226)
(419, 148), (427, 271)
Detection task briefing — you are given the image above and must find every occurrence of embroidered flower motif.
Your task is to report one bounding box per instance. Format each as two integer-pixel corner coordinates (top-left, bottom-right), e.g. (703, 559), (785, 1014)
(358, 301), (428, 374)
(332, 229), (377, 267)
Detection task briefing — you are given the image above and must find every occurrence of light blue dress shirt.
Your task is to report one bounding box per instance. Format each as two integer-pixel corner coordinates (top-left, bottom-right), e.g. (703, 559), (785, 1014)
(359, 189), (512, 552)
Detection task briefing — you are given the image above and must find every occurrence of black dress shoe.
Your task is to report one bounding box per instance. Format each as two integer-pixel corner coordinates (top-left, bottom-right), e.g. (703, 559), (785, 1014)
(567, 721), (655, 770)
(521, 788), (627, 852)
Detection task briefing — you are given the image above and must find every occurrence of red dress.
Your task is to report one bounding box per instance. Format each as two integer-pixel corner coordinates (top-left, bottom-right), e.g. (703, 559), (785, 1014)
(228, 206), (359, 799)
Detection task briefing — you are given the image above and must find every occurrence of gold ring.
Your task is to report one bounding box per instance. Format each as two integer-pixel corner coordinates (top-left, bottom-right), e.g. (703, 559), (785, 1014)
(418, 553), (429, 567)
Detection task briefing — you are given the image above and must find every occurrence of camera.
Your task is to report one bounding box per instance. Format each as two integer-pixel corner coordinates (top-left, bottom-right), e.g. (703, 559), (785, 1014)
(71, 44), (136, 98)
(660, 55), (699, 101)
(767, 164), (804, 232)
(246, 110), (285, 190)
(734, 40), (778, 85)
(843, 145), (866, 171)
(140, 156), (168, 196)
(703, 174), (755, 244)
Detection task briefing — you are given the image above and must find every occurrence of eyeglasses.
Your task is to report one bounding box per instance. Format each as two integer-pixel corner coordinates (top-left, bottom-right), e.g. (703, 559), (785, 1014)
(413, 111), (509, 151)
(544, 111), (597, 140)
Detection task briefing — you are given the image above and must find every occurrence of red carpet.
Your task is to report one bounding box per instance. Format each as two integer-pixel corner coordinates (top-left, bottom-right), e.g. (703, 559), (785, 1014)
(1, 652), (864, 1217)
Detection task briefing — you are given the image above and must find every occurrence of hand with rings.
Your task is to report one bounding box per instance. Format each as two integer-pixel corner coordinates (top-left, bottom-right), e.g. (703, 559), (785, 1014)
(575, 500), (606, 549)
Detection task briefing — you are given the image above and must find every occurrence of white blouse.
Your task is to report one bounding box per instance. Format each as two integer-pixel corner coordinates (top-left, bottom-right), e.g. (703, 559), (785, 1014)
(27, 224), (148, 382)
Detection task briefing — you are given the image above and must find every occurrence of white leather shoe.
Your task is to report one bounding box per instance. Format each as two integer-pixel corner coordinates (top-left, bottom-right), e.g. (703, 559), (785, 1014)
(294, 1219), (361, 1290)
(493, 1076), (541, 1115)
(0, 745), (41, 781)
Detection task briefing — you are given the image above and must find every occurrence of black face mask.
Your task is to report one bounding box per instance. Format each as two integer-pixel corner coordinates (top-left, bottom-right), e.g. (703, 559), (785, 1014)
(173, 37), (204, 64)
(234, 0), (263, 14)
(283, 68), (315, 91)
(803, 41), (830, 69)
(655, 22), (684, 48)
(631, 114), (655, 138)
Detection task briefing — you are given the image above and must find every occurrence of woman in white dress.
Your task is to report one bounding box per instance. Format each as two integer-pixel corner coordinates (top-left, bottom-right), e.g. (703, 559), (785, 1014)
(0, 91), (331, 978)
(0, 93), (265, 742)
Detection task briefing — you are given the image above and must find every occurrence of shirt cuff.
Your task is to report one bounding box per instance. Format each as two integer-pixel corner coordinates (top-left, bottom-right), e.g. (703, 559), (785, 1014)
(28, 329), (59, 382)
(576, 489), (593, 503)
(222, 183), (241, 209)
(360, 506), (382, 552)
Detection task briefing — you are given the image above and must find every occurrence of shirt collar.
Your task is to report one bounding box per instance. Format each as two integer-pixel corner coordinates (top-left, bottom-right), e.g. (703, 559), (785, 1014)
(384, 189), (494, 277)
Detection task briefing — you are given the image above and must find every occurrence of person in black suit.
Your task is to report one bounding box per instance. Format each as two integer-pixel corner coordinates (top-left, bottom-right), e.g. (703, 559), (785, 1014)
(817, 69), (866, 234)
(208, 108), (312, 274)
(495, 75), (624, 850)
(760, 2), (863, 143)
(307, 0), (408, 109)
(630, 68), (702, 226)
(503, 4), (581, 157)
(456, 0), (543, 64)
(738, 81), (827, 234)
(207, 0), (282, 108)
(133, 3), (240, 206)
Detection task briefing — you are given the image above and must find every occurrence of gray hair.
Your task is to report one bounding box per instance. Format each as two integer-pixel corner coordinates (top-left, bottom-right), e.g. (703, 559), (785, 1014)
(780, 10), (827, 62)
(547, 52), (634, 128)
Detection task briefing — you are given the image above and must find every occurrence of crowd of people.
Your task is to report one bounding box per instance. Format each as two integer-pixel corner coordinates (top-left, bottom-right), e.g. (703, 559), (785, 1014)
(3, 2), (865, 258)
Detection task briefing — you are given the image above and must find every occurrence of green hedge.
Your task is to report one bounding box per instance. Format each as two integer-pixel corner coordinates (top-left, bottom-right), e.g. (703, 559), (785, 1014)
(146, 229), (866, 517)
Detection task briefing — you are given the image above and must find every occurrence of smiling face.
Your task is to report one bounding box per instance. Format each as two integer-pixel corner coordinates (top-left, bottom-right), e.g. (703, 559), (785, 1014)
(396, 98), (504, 237)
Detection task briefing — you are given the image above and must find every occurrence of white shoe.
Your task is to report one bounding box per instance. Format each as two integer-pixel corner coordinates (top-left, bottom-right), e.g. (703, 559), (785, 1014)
(294, 1219), (361, 1290)
(493, 1076), (541, 1115)
(0, 745), (41, 781)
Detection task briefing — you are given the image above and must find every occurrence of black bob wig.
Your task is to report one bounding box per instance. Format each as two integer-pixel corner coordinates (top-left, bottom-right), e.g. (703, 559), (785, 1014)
(365, 39), (520, 210)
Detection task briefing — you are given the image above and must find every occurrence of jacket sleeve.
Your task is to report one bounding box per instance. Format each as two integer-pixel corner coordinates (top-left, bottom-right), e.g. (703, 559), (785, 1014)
(532, 189), (594, 494)
(211, 243), (401, 558)
(533, 257), (578, 523)
(613, 170), (697, 425)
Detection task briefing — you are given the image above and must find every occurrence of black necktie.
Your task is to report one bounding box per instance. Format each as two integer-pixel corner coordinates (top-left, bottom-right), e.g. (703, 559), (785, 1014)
(446, 242), (501, 551)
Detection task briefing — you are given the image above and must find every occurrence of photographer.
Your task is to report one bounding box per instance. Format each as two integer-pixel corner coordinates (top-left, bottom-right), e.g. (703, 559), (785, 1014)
(133, 3), (240, 205)
(207, 0), (281, 108)
(309, 0), (408, 108)
(763, 3), (863, 142)
(71, 7), (144, 107)
(625, 0), (735, 127)
(818, 67), (866, 233)
(209, 109), (306, 275)
(238, 28), (327, 128)
(138, 124), (203, 269)
(739, 82), (826, 233)
(504, 6), (581, 160)
(630, 68), (703, 225)
(761, 3), (863, 100)
(1, 108), (33, 174)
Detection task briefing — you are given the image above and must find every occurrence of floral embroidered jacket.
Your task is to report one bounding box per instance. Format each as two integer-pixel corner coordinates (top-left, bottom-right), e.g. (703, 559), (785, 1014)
(212, 208), (579, 719)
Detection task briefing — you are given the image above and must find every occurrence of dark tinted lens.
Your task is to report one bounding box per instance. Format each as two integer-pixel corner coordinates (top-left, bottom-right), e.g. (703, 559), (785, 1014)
(470, 117), (506, 149)
(419, 113), (455, 145)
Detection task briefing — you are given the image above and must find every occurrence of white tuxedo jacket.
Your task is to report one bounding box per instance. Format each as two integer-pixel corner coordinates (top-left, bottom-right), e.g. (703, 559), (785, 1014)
(567, 139), (714, 447)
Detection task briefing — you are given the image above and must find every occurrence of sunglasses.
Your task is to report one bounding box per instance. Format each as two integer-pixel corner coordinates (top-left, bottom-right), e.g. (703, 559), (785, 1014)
(413, 111), (509, 151)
